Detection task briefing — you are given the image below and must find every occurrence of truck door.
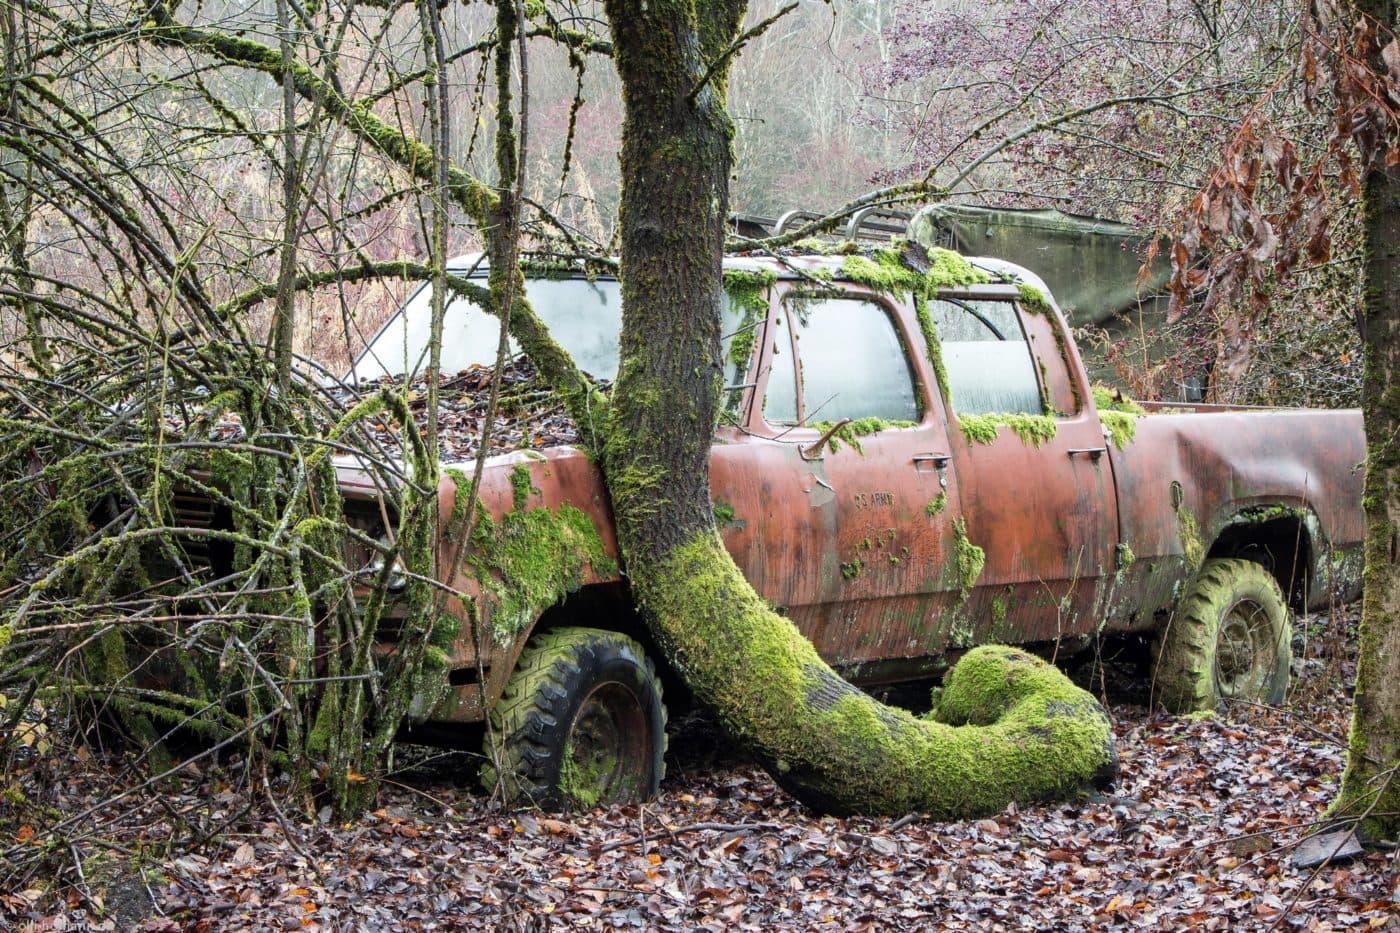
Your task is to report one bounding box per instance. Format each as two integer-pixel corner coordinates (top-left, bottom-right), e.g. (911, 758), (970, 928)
(927, 288), (1119, 645)
(711, 286), (971, 679)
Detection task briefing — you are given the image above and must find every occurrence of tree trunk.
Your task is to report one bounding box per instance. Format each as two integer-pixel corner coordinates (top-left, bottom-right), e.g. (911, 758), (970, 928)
(1337, 5), (1400, 834)
(601, 0), (1117, 816)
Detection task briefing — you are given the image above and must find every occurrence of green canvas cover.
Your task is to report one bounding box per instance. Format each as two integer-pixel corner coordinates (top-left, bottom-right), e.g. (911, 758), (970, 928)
(908, 204), (1168, 325)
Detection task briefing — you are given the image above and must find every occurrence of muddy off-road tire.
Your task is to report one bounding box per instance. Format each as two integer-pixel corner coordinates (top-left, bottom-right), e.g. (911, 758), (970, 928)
(483, 627), (667, 810)
(1153, 558), (1291, 713)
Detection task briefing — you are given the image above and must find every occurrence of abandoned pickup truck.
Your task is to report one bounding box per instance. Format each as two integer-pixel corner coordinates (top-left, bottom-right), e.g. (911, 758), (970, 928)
(340, 240), (1364, 809)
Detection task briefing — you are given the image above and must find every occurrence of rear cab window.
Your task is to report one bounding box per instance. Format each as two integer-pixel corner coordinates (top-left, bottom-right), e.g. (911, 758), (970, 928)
(927, 288), (1080, 420)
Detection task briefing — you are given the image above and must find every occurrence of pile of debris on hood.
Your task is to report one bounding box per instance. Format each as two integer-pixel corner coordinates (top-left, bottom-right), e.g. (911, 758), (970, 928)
(346, 357), (596, 462)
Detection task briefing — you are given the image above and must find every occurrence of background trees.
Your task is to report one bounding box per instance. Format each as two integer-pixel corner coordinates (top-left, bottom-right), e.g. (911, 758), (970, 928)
(1158, 0), (1399, 839)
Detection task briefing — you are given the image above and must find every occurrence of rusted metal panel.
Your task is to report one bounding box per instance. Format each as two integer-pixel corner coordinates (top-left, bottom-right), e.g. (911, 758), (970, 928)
(950, 295), (1119, 648)
(713, 280), (971, 667)
(1101, 408), (1365, 625)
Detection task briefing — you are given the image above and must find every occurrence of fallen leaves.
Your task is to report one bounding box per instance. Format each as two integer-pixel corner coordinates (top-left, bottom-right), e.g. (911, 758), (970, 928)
(2, 609), (1397, 931)
(345, 357), (598, 463)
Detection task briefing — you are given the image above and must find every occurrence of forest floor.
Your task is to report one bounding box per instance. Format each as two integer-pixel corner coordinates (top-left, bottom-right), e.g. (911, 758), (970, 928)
(1, 606), (1397, 932)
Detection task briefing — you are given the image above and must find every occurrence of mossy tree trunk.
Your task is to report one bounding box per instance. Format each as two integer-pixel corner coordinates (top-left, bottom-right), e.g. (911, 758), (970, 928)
(599, 0), (1117, 816)
(1337, 0), (1400, 838)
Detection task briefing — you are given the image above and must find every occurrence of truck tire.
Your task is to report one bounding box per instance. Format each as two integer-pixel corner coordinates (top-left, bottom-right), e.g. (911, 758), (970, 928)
(483, 627), (667, 810)
(1153, 558), (1291, 713)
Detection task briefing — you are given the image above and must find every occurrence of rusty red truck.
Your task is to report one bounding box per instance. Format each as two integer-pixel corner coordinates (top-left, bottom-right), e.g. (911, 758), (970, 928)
(340, 236), (1365, 809)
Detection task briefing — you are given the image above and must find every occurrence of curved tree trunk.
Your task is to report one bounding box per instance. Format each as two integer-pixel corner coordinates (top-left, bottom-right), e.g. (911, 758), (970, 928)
(600, 0), (1116, 816)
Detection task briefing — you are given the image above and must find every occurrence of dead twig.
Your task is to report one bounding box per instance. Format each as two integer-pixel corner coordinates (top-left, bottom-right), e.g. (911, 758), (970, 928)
(597, 820), (782, 854)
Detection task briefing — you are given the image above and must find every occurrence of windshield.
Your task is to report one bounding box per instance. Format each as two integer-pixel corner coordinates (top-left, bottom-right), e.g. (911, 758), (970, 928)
(350, 273), (755, 390)
(351, 275), (624, 382)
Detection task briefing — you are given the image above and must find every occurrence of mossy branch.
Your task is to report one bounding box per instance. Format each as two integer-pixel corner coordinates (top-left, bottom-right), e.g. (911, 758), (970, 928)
(688, 2), (796, 104)
(143, 7), (496, 223)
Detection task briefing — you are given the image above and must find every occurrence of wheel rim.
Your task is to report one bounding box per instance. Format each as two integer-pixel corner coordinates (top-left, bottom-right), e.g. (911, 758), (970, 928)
(563, 682), (649, 807)
(1214, 598), (1277, 701)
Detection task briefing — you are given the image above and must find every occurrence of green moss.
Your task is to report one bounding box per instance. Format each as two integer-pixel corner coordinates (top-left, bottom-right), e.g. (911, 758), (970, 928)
(791, 237), (861, 255)
(325, 393), (390, 446)
(722, 268), (776, 378)
(0, 622), (11, 652)
(558, 740), (608, 810)
(1115, 543), (1135, 572)
(953, 518), (985, 596)
(604, 458), (666, 524)
(1016, 283), (1053, 315)
(841, 559), (863, 580)
(1091, 385), (1144, 450)
(1100, 411), (1138, 450)
(808, 417), (915, 454)
(712, 497), (744, 529)
(925, 492), (947, 517)
(726, 326), (757, 375)
(1238, 504), (1306, 523)
(635, 534), (1115, 817)
(509, 462), (537, 511)
(445, 466), (473, 538)
(469, 496), (617, 646)
(957, 414), (1000, 445)
(841, 253), (918, 293)
(431, 612), (460, 648)
(1035, 357), (1055, 415)
(926, 247), (990, 288)
(1091, 385), (1146, 414)
(991, 589), (1010, 626)
(956, 413), (1057, 447)
(915, 295), (953, 402)
(1002, 414), (1056, 446)
(207, 448), (254, 499)
(722, 268), (777, 313)
(840, 245), (988, 297)
(1174, 502), (1205, 569)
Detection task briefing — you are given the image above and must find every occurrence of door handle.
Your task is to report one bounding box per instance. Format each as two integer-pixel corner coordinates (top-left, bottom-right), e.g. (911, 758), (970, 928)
(913, 453), (950, 487)
(1067, 447), (1107, 461)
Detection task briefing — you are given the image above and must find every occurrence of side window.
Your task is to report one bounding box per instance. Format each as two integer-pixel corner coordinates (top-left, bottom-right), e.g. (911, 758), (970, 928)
(763, 297), (920, 425)
(928, 299), (1044, 415)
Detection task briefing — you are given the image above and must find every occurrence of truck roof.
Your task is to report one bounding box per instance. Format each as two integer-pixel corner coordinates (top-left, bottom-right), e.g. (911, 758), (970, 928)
(348, 247), (1060, 385)
(436, 250), (1057, 302)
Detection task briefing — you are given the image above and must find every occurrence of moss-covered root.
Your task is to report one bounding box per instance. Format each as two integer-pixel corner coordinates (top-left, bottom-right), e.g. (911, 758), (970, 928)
(636, 533), (1118, 817)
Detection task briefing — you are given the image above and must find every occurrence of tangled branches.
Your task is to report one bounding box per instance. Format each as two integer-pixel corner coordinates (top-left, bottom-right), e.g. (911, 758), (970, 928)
(0, 327), (453, 806)
(0, 0), (582, 898)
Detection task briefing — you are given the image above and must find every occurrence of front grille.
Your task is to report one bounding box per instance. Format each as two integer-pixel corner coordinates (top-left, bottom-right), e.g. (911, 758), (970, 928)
(171, 490), (218, 568)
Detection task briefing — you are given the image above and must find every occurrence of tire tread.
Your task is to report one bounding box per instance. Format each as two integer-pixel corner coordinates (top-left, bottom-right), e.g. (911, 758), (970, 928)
(1153, 558), (1291, 713)
(483, 627), (668, 808)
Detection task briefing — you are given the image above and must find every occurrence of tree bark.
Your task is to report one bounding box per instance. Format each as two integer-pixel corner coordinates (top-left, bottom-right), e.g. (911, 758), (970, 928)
(600, 0), (1117, 816)
(1337, 0), (1400, 836)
